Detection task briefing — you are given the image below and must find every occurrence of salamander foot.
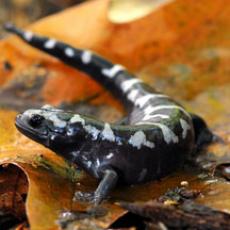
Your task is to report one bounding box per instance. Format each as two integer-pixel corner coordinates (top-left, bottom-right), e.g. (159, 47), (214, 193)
(73, 191), (100, 204)
(57, 208), (107, 228)
(73, 169), (118, 205)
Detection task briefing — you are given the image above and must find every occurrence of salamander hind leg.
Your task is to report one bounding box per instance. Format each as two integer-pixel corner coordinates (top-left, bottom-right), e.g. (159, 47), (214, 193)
(190, 113), (214, 149)
(74, 169), (118, 205)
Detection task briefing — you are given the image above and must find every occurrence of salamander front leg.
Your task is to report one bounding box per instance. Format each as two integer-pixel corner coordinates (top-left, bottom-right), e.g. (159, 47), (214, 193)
(74, 169), (118, 205)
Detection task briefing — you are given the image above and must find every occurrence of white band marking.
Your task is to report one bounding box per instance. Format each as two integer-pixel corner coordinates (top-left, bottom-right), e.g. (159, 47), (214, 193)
(65, 48), (75, 57)
(86, 161), (92, 168)
(127, 89), (139, 102)
(44, 39), (56, 49)
(180, 119), (191, 139)
(81, 50), (92, 64)
(49, 114), (67, 128)
(136, 122), (179, 144)
(135, 94), (169, 108)
(106, 153), (114, 159)
(121, 79), (142, 92)
(142, 114), (170, 121)
(153, 123), (179, 144)
(128, 131), (155, 149)
(102, 65), (125, 78)
(101, 123), (115, 142)
(70, 114), (85, 125)
(144, 105), (190, 117)
(24, 31), (33, 41)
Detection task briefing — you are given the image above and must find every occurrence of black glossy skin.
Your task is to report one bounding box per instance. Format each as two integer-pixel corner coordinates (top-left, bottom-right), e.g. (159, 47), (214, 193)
(5, 24), (210, 204)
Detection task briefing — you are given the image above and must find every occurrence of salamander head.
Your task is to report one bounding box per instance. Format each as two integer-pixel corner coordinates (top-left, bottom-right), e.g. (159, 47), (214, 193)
(15, 105), (86, 155)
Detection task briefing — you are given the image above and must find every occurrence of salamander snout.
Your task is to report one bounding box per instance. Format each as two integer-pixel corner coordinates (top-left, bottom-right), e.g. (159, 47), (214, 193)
(15, 111), (49, 144)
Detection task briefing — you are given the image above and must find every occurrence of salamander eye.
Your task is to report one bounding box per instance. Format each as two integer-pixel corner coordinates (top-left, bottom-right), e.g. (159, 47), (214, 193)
(29, 114), (45, 127)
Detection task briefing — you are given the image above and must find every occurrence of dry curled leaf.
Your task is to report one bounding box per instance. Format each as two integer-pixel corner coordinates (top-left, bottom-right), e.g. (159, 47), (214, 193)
(108, 0), (175, 23)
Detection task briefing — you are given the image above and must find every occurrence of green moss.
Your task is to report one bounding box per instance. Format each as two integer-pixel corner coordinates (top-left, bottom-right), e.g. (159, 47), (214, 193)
(162, 108), (182, 126)
(35, 155), (82, 182)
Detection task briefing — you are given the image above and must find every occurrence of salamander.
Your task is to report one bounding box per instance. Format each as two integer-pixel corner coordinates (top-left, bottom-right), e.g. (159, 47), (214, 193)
(5, 24), (212, 205)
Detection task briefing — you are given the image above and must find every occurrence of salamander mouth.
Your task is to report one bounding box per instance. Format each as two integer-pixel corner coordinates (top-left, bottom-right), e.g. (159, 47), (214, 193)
(15, 114), (48, 142)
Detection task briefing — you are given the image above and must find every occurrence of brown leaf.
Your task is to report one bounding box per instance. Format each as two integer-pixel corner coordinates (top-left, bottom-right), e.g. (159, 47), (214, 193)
(0, 164), (27, 222)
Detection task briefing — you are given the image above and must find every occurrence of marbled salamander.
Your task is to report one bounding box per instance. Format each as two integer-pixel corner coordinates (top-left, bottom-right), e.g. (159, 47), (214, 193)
(5, 24), (211, 205)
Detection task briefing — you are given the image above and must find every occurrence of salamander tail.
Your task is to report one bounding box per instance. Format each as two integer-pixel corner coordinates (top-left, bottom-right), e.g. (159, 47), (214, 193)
(4, 24), (139, 109)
